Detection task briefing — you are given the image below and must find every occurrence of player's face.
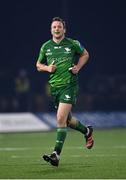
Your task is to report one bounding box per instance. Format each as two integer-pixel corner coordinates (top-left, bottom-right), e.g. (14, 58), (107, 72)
(51, 21), (65, 39)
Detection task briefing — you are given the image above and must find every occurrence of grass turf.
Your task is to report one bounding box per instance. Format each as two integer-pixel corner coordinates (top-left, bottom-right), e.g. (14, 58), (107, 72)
(0, 128), (126, 179)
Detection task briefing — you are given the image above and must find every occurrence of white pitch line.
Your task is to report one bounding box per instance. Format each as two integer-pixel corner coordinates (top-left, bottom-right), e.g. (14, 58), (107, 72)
(65, 154), (126, 158)
(1, 145), (126, 152)
(63, 145), (126, 150)
(0, 147), (30, 151)
(11, 155), (39, 159)
(0, 146), (55, 151)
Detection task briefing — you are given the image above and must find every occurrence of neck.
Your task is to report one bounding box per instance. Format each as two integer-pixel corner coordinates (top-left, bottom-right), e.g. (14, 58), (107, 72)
(52, 35), (65, 44)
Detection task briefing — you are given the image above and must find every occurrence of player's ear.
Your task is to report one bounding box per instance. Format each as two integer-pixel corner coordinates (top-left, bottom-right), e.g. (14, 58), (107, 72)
(64, 28), (66, 34)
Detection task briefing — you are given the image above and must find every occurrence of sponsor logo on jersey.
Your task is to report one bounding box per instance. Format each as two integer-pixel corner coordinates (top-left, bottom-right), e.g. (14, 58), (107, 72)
(46, 52), (52, 56)
(64, 47), (71, 54)
(46, 49), (52, 56)
(54, 46), (62, 49)
(64, 94), (71, 101)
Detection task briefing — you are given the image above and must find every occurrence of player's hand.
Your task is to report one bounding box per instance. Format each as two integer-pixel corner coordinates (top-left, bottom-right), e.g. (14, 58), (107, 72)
(48, 61), (56, 73)
(69, 65), (79, 74)
(48, 64), (56, 73)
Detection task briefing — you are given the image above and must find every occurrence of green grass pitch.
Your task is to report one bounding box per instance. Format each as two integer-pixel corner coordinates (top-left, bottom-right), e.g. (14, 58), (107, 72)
(0, 128), (126, 179)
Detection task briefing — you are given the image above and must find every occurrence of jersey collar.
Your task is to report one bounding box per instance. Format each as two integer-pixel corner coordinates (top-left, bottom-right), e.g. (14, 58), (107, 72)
(51, 37), (66, 45)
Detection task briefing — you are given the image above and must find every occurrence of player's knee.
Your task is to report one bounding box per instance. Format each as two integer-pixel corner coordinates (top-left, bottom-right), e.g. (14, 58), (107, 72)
(57, 114), (66, 127)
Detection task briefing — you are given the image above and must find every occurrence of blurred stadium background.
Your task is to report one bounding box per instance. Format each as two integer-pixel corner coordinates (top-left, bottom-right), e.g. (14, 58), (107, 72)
(0, 0), (126, 130)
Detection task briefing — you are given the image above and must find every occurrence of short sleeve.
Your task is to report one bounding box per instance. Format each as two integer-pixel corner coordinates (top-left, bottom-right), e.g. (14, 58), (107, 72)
(73, 40), (85, 54)
(37, 45), (46, 63)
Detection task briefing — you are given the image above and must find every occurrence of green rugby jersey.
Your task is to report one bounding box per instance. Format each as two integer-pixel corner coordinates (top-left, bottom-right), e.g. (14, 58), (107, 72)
(38, 38), (84, 87)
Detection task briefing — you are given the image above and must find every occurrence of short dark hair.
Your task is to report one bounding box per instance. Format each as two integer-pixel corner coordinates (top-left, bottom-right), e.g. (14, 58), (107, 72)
(51, 17), (66, 29)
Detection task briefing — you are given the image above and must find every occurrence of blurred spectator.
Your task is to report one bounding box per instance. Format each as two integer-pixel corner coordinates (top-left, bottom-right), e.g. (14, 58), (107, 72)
(13, 69), (31, 112)
(0, 96), (9, 112)
(0, 71), (126, 112)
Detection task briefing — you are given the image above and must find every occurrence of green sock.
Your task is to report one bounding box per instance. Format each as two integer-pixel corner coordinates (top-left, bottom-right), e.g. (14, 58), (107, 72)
(69, 121), (87, 134)
(54, 127), (67, 155)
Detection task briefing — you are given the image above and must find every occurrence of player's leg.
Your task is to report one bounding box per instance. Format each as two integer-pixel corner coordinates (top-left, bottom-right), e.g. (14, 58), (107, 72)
(67, 113), (94, 149)
(43, 103), (72, 166)
(67, 113), (87, 134)
(54, 103), (72, 154)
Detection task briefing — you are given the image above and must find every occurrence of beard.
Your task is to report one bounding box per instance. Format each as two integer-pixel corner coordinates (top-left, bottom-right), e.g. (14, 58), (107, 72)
(55, 35), (63, 39)
(53, 31), (64, 39)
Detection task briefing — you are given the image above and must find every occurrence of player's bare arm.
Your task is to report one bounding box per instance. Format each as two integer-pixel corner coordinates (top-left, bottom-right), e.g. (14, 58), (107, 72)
(36, 61), (56, 73)
(71, 49), (89, 74)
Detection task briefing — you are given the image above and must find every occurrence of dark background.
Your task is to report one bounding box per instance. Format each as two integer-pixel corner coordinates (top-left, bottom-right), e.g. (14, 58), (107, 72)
(0, 0), (126, 112)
